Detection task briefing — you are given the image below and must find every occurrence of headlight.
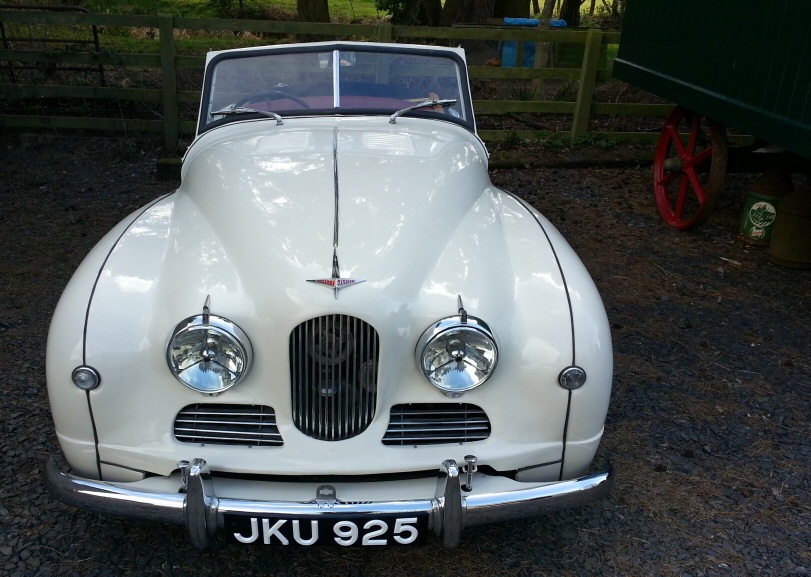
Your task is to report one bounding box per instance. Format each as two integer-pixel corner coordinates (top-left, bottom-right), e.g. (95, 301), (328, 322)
(416, 315), (498, 396)
(166, 312), (252, 394)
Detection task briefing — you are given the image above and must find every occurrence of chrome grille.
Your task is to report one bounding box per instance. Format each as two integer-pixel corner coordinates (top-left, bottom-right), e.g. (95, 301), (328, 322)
(383, 403), (491, 445)
(174, 404), (283, 446)
(290, 315), (379, 441)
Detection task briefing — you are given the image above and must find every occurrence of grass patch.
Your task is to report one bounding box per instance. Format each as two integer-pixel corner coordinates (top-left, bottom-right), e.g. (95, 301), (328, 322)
(82, 0), (384, 21)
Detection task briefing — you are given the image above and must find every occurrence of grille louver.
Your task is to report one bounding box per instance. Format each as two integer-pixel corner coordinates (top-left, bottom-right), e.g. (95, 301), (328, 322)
(174, 404), (283, 446)
(383, 403), (491, 445)
(290, 315), (379, 441)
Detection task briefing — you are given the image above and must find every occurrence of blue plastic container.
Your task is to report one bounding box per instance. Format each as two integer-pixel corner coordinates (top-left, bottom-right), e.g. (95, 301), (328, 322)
(499, 18), (566, 67)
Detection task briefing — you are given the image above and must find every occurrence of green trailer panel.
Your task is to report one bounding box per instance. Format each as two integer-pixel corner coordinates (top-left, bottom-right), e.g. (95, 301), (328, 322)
(613, 0), (811, 159)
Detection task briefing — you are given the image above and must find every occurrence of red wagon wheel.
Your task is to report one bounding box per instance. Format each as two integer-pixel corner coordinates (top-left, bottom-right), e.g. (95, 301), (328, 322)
(653, 106), (728, 229)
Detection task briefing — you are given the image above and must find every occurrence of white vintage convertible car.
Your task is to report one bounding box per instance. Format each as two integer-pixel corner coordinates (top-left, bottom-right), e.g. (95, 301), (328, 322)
(46, 41), (613, 548)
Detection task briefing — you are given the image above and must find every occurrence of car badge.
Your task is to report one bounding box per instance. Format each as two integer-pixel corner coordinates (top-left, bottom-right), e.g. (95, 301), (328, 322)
(307, 277), (365, 299)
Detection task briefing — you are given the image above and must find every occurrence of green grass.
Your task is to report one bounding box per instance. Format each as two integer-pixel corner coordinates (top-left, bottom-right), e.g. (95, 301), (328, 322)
(11, 0), (388, 54)
(83, 0), (384, 21)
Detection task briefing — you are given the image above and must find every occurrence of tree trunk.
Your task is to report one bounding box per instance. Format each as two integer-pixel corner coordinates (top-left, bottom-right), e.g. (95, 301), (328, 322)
(420, 0), (443, 26)
(493, 0), (529, 18)
(533, 0), (557, 95)
(297, 0), (329, 42)
(297, 0), (330, 23)
(600, 0), (621, 17)
(440, 0), (496, 26)
(559, 0), (583, 26)
(540, 0), (555, 26)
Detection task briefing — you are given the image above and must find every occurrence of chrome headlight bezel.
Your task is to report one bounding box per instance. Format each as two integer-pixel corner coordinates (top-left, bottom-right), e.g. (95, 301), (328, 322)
(415, 315), (499, 396)
(166, 313), (253, 395)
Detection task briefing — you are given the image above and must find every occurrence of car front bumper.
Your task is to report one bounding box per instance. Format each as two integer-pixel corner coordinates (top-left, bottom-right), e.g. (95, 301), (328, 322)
(46, 457), (613, 549)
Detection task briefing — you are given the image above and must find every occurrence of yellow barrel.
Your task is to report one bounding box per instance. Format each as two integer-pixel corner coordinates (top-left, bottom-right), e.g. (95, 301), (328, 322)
(768, 189), (811, 268)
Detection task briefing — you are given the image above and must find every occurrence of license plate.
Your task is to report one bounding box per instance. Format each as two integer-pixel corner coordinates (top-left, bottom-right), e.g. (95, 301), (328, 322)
(225, 514), (429, 546)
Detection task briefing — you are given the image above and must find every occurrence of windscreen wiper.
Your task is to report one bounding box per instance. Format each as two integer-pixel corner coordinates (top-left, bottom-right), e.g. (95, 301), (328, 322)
(211, 105), (284, 125)
(389, 99), (458, 124)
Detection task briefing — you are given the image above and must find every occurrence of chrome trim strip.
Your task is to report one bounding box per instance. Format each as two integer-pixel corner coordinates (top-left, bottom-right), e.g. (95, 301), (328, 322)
(333, 126), (339, 251)
(332, 50), (340, 108)
(306, 127), (366, 298)
(46, 458), (613, 549)
(320, 126), (344, 299)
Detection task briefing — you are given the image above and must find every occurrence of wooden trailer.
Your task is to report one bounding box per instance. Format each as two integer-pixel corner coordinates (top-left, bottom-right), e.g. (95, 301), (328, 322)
(613, 0), (811, 229)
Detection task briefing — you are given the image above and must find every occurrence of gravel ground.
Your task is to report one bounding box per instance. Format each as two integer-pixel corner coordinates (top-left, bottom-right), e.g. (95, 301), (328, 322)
(1, 133), (809, 577)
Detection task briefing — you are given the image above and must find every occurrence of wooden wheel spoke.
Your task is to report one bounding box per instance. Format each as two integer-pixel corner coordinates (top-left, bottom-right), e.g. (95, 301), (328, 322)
(667, 123), (688, 159)
(685, 167), (707, 204)
(673, 175), (690, 219)
(686, 114), (702, 155)
(653, 107), (728, 229)
(684, 146), (713, 171)
(657, 171), (679, 186)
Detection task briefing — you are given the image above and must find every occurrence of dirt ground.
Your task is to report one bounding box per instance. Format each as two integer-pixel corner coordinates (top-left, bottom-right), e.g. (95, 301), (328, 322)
(1, 133), (809, 576)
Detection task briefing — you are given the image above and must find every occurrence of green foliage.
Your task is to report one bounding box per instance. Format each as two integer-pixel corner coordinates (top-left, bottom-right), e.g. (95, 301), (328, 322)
(510, 83), (536, 101)
(534, 133), (621, 151)
(538, 133), (568, 150)
(493, 131), (622, 152)
(552, 81), (579, 102)
(86, 0), (223, 18)
(83, 0), (379, 21)
(573, 133), (619, 150)
(502, 131), (522, 146)
(207, 0), (235, 17)
(579, 0), (624, 29)
(374, 0), (419, 25)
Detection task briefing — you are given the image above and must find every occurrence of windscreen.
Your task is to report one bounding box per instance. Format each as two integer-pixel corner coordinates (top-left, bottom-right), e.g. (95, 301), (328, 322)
(202, 46), (470, 130)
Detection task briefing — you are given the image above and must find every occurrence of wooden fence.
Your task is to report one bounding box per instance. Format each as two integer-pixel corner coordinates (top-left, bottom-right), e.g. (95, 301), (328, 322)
(0, 9), (671, 154)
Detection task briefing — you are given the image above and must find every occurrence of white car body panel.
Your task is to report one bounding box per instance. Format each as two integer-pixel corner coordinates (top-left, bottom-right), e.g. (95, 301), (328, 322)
(46, 41), (613, 548)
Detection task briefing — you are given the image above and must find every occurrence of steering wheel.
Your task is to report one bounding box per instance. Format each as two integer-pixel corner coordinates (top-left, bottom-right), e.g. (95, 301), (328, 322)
(234, 90), (311, 110)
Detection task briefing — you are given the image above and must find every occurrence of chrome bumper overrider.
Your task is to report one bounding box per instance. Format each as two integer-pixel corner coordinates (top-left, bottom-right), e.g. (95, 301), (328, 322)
(46, 457), (613, 549)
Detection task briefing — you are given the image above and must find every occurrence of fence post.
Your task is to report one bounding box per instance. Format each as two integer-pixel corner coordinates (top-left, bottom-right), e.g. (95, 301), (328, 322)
(377, 22), (392, 42)
(570, 28), (602, 141)
(158, 13), (179, 155)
